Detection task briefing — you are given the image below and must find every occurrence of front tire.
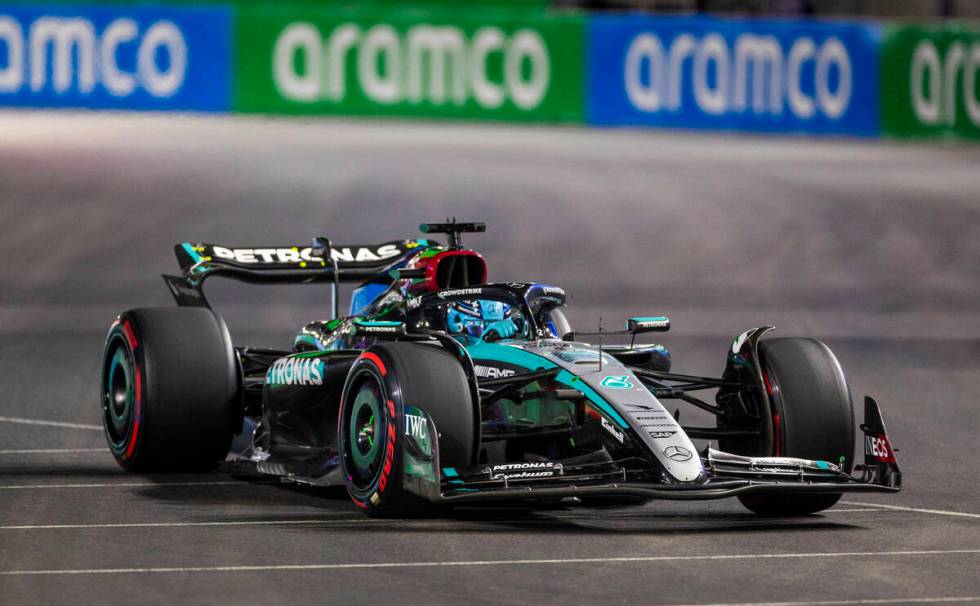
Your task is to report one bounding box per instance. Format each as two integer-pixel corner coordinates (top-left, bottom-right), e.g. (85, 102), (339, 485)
(726, 338), (854, 516)
(100, 308), (240, 472)
(339, 342), (476, 517)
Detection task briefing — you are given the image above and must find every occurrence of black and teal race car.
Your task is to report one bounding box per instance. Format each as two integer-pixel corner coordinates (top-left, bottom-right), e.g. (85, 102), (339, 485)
(100, 221), (902, 517)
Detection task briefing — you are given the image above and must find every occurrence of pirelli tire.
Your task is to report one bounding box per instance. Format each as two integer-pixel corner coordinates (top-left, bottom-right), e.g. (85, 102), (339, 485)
(731, 337), (855, 517)
(339, 342), (477, 517)
(100, 308), (240, 472)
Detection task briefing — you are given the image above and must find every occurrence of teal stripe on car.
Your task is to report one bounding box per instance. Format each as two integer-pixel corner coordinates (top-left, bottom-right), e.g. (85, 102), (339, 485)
(181, 243), (203, 264)
(555, 370), (629, 428)
(465, 343), (558, 371)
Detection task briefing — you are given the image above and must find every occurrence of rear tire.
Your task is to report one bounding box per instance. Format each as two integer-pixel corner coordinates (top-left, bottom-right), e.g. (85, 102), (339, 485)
(100, 308), (240, 472)
(339, 342), (476, 517)
(726, 338), (854, 516)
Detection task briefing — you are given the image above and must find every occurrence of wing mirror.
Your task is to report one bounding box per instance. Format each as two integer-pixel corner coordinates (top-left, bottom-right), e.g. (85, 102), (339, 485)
(351, 320), (406, 338)
(627, 316), (670, 333)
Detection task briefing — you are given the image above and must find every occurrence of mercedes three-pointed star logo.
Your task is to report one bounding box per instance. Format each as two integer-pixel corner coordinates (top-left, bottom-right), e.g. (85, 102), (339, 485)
(663, 445), (693, 462)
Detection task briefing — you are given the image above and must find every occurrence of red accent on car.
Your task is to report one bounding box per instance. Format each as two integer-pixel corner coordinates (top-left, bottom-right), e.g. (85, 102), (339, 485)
(122, 320), (138, 350)
(359, 352), (387, 376)
(408, 249), (487, 294)
(868, 433), (897, 463)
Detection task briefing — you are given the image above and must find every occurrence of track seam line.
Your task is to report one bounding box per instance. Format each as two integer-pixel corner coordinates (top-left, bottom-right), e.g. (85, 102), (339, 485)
(658, 596), (980, 606)
(0, 448), (108, 454)
(0, 481), (242, 490)
(0, 416), (101, 431)
(0, 519), (381, 530)
(2, 549), (978, 576)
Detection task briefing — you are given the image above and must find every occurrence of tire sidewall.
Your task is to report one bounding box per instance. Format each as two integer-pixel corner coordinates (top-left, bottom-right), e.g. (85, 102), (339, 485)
(99, 308), (239, 472)
(737, 338), (853, 516)
(759, 338), (855, 471)
(338, 343), (477, 516)
(100, 318), (147, 470)
(339, 351), (406, 513)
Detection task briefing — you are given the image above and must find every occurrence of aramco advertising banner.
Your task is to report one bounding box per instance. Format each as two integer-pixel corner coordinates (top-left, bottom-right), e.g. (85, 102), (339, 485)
(587, 15), (881, 136)
(3, 3), (979, 143)
(880, 23), (980, 140)
(233, 6), (585, 122)
(0, 4), (230, 110)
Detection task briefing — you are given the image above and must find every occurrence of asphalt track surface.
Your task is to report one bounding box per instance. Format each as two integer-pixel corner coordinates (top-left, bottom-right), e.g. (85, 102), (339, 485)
(1, 112), (979, 605)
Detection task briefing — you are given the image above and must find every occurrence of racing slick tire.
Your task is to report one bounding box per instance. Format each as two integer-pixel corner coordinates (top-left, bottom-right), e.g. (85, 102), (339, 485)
(339, 342), (476, 517)
(100, 308), (240, 472)
(729, 338), (854, 517)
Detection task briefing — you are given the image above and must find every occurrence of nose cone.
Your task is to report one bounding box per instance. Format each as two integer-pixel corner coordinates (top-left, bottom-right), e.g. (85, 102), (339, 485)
(585, 366), (705, 482)
(506, 341), (706, 483)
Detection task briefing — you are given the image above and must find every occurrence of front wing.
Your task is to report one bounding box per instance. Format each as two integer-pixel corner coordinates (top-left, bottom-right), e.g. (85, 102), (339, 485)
(401, 397), (902, 505)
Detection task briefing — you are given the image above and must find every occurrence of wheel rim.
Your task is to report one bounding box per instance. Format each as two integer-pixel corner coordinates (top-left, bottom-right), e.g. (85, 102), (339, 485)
(344, 374), (386, 491)
(102, 335), (136, 451)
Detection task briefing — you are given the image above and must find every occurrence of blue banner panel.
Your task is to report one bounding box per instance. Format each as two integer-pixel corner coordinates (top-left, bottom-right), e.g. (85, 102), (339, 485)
(588, 14), (880, 135)
(0, 5), (230, 111)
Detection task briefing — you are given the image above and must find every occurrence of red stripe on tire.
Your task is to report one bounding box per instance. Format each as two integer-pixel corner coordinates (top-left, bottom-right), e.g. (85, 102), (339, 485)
(359, 352), (387, 376)
(762, 370), (781, 456)
(124, 367), (142, 460)
(772, 413), (781, 457)
(122, 320), (138, 350)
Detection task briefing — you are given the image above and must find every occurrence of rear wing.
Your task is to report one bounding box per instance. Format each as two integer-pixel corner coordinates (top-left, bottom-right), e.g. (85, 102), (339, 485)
(163, 239), (434, 314)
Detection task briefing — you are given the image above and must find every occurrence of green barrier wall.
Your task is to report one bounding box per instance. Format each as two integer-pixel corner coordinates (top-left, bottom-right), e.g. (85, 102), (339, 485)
(234, 6), (584, 122)
(881, 23), (980, 140)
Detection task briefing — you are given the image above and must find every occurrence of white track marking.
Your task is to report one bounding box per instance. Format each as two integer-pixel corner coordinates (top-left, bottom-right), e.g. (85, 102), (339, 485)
(0, 481), (241, 490)
(0, 519), (379, 530)
(841, 501), (980, 520)
(661, 597), (980, 606)
(0, 448), (107, 455)
(0, 416), (101, 431)
(1, 549), (977, 576)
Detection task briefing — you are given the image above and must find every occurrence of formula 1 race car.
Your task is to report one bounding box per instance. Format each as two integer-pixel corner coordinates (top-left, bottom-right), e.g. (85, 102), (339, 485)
(100, 221), (902, 517)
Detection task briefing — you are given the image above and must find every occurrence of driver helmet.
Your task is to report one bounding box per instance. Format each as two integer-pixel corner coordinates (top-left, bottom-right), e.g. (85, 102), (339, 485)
(447, 299), (509, 339)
